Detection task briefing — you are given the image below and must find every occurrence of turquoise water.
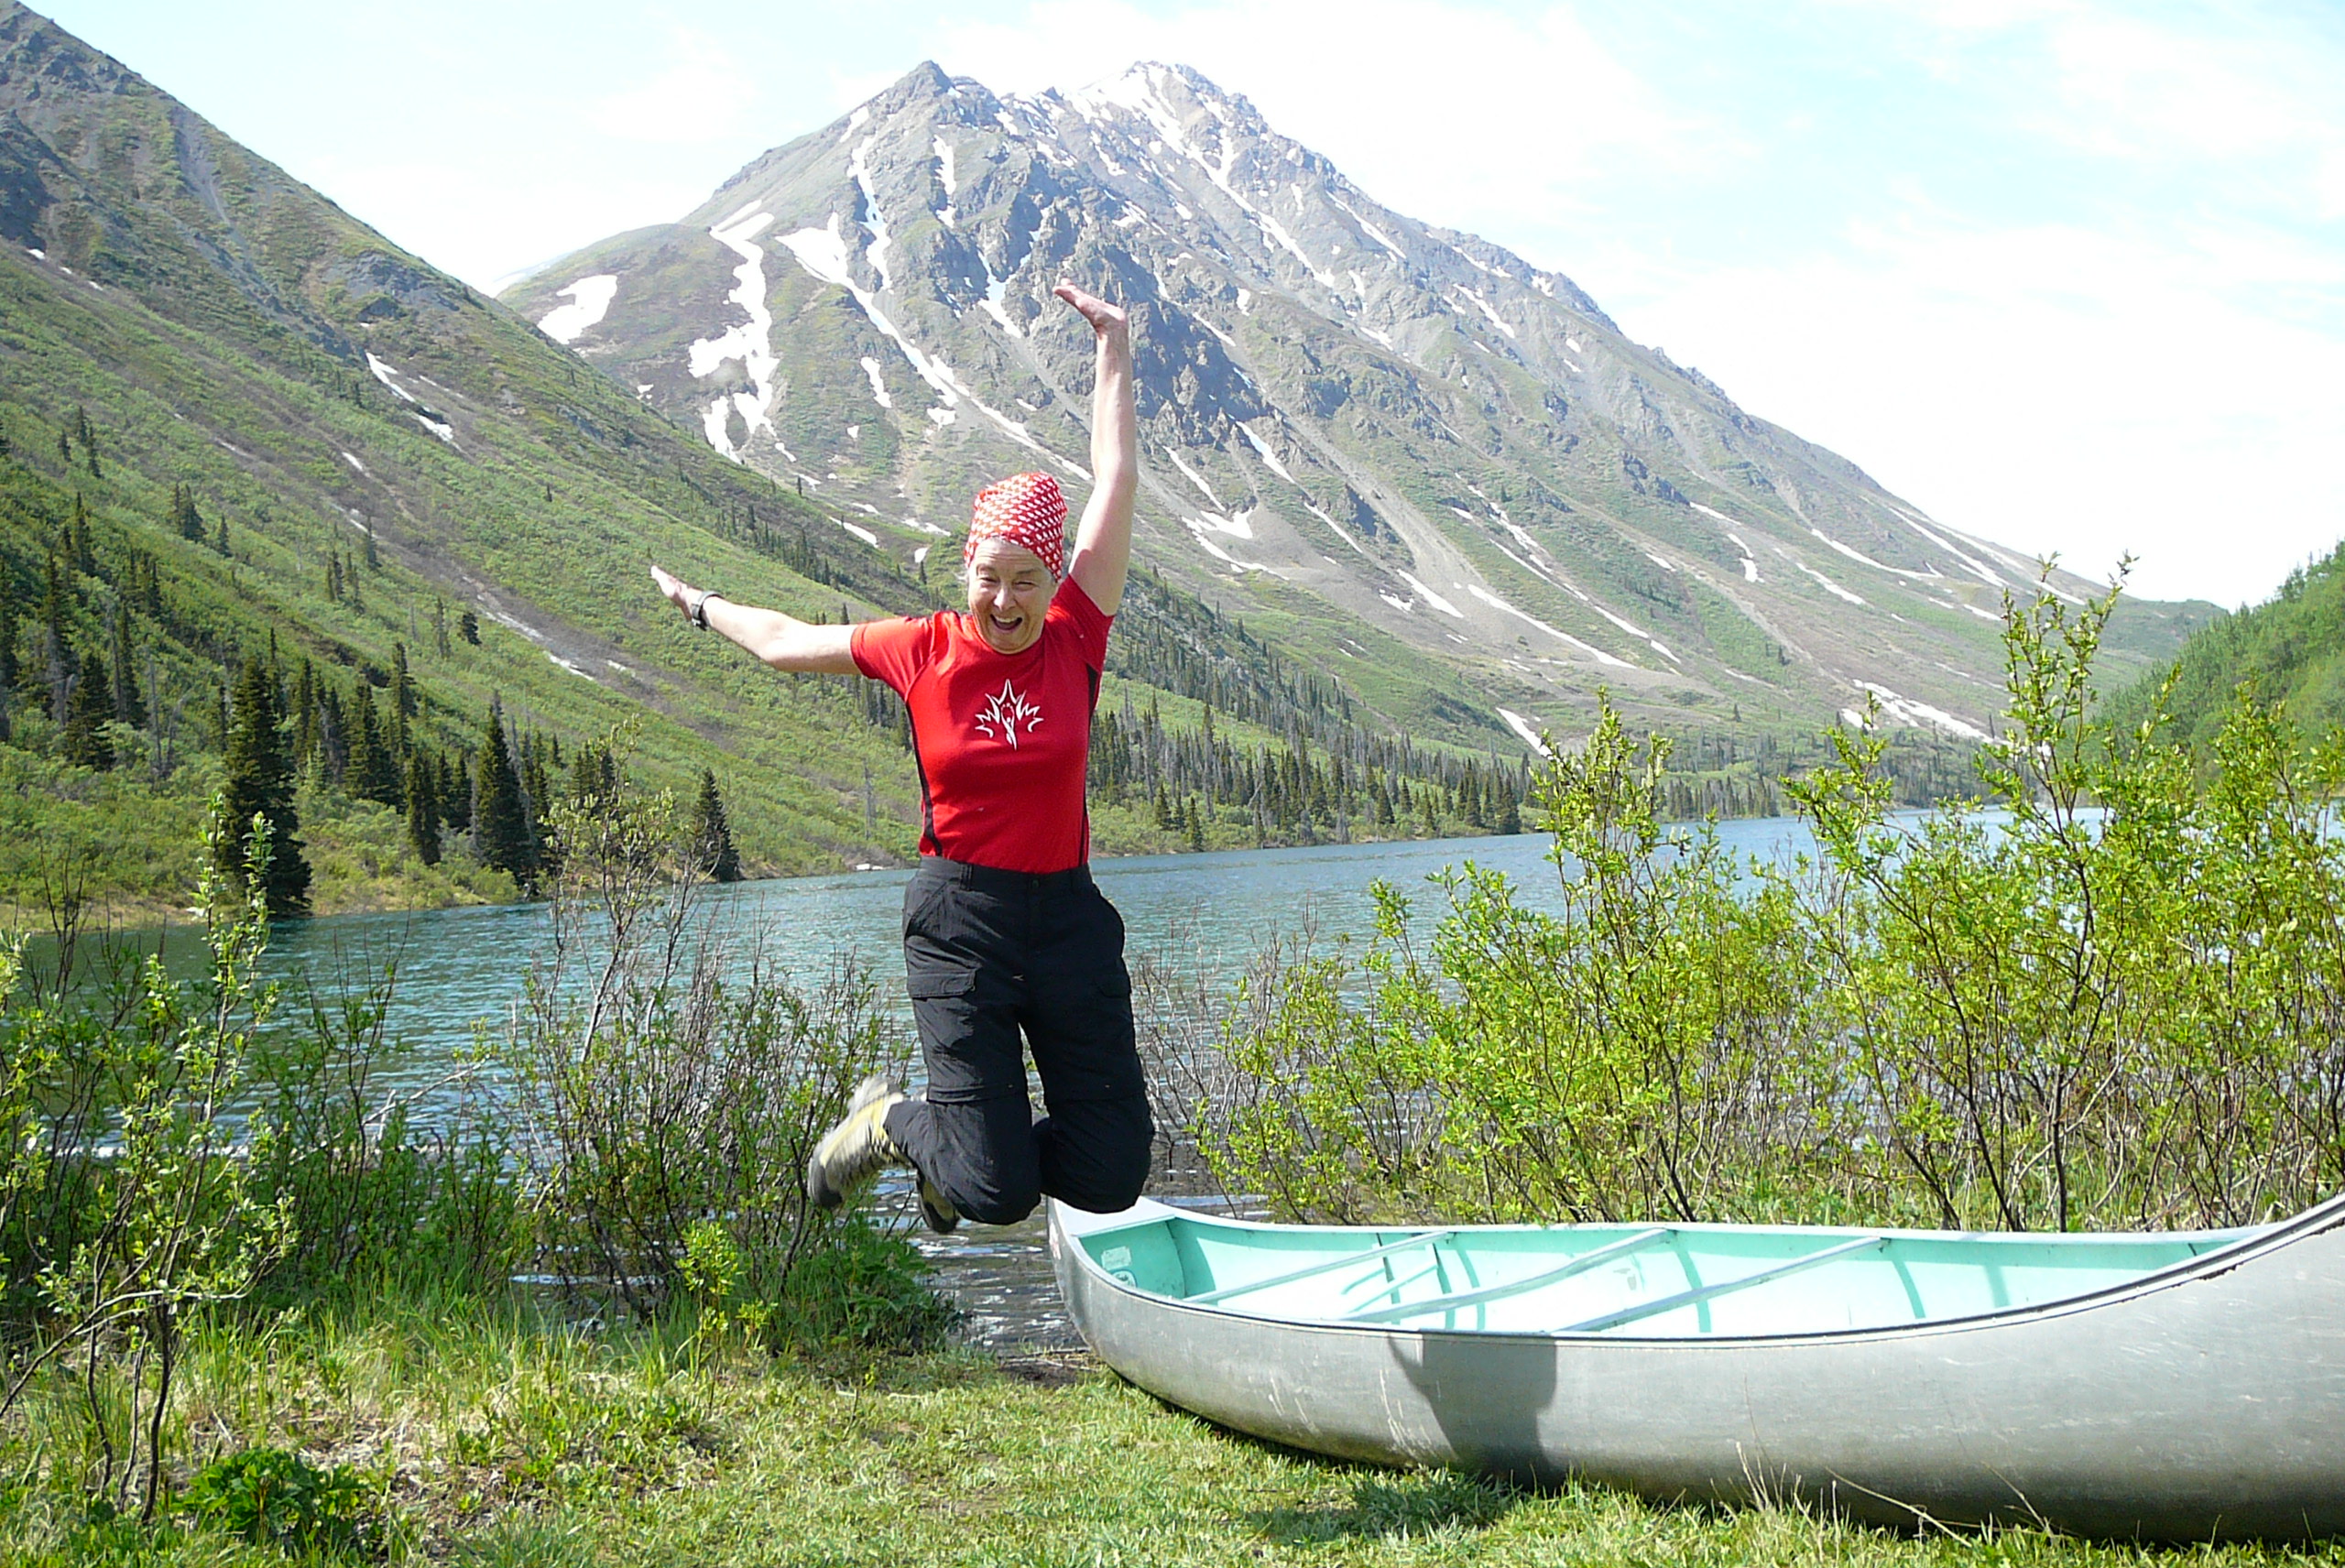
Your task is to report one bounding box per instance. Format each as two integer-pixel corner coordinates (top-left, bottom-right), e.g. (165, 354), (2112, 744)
(120, 818), (1823, 1084)
(38, 820), (1831, 1346)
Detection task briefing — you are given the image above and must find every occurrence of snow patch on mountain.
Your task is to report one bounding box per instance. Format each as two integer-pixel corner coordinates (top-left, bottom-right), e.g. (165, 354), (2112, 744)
(1891, 510), (2020, 594)
(365, 353), (416, 401)
(933, 136), (957, 197)
(1167, 450), (1224, 508)
(1331, 194), (1406, 262)
(780, 213), (1082, 476)
(1497, 708), (1553, 757)
(850, 137), (894, 293)
(1855, 682), (1988, 742)
(1465, 583), (1633, 669)
(688, 207), (780, 463)
(1240, 422), (1293, 482)
(1397, 572), (1465, 619)
(1809, 527), (1939, 582)
(538, 274), (619, 344)
(859, 356), (892, 408)
(1795, 561), (1865, 605)
(1456, 286), (1516, 339)
(1305, 502), (1369, 557)
(980, 277), (1021, 337)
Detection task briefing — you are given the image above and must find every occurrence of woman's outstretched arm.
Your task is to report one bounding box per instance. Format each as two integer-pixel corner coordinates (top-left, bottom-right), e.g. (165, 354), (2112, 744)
(649, 563), (859, 674)
(1056, 283), (1137, 615)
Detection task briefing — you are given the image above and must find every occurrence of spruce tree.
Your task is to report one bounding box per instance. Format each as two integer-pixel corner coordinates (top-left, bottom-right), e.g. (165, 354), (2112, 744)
(39, 556), (68, 721)
(0, 578), (17, 697)
(346, 682), (401, 806)
(405, 751), (442, 866)
(107, 612), (143, 729)
(217, 655), (310, 916)
(61, 646), (114, 769)
(388, 643), (416, 757)
(70, 495), (93, 574)
(473, 699), (538, 892)
(440, 751), (470, 833)
(171, 483), (203, 543)
(0, 593), (13, 745)
(457, 608), (478, 646)
(291, 659), (319, 769)
(690, 768), (743, 882)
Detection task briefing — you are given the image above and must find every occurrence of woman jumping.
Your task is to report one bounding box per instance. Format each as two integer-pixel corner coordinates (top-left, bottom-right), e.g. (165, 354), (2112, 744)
(649, 282), (1147, 1231)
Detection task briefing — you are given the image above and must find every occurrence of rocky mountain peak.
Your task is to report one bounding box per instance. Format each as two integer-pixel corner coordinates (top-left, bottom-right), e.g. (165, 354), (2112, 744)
(505, 60), (2166, 751)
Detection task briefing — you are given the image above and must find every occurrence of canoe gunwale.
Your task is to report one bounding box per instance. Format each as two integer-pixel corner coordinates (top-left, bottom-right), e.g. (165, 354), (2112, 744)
(1053, 1192), (2340, 1347)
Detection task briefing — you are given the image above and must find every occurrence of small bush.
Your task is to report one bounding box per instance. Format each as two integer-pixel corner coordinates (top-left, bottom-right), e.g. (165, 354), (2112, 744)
(765, 1218), (956, 1353)
(182, 1445), (383, 1556)
(244, 952), (521, 1306)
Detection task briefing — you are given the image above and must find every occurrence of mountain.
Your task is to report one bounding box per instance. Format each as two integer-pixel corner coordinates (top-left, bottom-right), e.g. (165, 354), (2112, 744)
(0, 6), (1587, 916)
(506, 60), (2217, 755)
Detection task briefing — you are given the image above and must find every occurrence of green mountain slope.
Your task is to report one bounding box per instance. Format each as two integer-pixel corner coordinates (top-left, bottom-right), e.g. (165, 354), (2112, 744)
(2104, 540), (2345, 748)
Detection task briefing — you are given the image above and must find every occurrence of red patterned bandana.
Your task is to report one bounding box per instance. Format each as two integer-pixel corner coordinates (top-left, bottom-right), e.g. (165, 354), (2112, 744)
(965, 472), (1067, 578)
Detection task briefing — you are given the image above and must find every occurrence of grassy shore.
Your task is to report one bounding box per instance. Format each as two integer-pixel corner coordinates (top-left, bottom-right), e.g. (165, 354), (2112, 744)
(5, 1282), (2338, 1567)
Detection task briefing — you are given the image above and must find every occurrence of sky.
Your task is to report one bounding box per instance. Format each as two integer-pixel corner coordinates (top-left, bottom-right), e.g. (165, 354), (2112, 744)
(35, 0), (2345, 607)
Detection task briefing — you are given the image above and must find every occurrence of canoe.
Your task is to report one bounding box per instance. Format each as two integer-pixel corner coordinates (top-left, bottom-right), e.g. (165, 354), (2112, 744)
(1048, 1193), (2345, 1540)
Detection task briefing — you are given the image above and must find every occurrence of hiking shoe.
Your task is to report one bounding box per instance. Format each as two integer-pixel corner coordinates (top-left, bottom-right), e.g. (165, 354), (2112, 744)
(917, 1172), (961, 1235)
(806, 1074), (906, 1208)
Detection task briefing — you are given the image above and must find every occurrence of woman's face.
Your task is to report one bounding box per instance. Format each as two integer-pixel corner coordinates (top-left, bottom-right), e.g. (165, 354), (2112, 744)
(965, 538), (1056, 655)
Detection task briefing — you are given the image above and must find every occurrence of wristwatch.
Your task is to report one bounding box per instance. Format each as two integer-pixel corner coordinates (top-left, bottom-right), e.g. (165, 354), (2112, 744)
(687, 587), (721, 629)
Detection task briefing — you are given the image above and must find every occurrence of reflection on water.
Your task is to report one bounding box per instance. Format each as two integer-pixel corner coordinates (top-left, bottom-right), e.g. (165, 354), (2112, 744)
(32, 822), (1827, 1348)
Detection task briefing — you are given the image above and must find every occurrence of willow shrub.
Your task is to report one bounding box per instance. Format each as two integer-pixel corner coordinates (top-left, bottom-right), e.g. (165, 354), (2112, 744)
(499, 741), (915, 1337)
(1797, 586), (2345, 1231)
(0, 815), (292, 1522)
(1194, 707), (1822, 1226)
(1189, 579), (2345, 1232)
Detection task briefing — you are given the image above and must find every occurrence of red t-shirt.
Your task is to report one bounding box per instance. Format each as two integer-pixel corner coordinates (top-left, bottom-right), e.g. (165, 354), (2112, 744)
(850, 576), (1113, 873)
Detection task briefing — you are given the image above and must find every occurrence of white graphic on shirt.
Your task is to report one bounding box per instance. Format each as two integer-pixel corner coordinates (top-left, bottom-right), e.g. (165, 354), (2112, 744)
(974, 680), (1044, 747)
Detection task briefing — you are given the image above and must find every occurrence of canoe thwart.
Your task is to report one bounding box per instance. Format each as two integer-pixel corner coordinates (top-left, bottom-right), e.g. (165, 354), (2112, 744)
(1560, 1234), (1889, 1334)
(1186, 1229), (1457, 1307)
(1347, 1226), (1674, 1324)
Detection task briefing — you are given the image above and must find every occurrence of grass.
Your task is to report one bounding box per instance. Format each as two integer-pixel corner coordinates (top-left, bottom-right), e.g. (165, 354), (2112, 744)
(5, 1280), (2339, 1566)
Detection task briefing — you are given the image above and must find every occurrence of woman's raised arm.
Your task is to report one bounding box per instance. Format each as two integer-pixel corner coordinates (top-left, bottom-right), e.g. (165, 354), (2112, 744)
(1056, 283), (1137, 616)
(649, 563), (859, 674)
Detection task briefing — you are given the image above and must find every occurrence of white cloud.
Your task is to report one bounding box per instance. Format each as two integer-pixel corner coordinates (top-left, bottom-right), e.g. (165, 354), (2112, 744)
(1610, 207), (2345, 604)
(592, 38), (762, 146)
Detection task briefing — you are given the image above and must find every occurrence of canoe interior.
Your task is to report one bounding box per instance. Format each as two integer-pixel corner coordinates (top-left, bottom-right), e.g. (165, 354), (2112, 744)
(1078, 1214), (2256, 1337)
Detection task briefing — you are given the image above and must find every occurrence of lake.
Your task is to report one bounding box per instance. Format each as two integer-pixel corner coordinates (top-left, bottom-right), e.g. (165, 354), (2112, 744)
(43, 820), (1830, 1347)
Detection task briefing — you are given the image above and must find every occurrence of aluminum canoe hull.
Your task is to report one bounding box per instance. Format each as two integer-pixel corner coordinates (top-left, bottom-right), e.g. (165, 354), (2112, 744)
(1049, 1196), (2345, 1540)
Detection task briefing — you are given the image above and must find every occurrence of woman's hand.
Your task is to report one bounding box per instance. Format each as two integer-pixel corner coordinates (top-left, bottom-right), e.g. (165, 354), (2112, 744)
(1053, 282), (1128, 341)
(1054, 282), (1137, 615)
(650, 563), (698, 622)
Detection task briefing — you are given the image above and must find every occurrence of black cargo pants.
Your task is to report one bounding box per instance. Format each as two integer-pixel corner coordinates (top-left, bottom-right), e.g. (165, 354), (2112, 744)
(880, 856), (1152, 1225)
